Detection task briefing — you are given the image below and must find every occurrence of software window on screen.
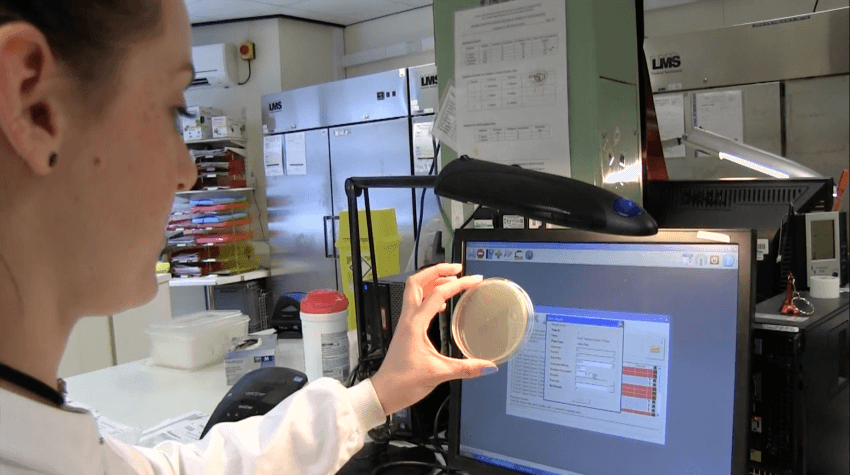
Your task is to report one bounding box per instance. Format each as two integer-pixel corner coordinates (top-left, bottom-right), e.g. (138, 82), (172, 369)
(459, 241), (740, 475)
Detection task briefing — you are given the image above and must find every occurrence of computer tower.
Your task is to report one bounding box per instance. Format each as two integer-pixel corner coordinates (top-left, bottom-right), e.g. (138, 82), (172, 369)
(360, 271), (448, 440)
(748, 292), (849, 475)
(214, 281), (271, 333)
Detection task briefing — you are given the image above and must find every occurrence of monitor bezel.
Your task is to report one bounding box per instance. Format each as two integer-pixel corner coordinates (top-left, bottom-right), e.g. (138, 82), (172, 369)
(447, 228), (755, 475)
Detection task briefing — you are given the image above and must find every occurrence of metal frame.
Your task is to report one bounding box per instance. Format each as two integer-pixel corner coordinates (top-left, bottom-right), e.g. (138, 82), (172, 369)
(344, 175), (438, 378)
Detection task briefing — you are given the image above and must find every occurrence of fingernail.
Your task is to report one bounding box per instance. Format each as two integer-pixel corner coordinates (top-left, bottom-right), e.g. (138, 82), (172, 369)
(481, 366), (498, 376)
(470, 274), (484, 281)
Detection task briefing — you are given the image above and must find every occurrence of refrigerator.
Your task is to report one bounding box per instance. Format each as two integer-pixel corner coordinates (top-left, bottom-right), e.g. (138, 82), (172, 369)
(261, 65), (439, 299)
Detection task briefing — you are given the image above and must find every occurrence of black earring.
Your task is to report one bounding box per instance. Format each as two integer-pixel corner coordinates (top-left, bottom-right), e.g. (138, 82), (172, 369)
(48, 153), (57, 167)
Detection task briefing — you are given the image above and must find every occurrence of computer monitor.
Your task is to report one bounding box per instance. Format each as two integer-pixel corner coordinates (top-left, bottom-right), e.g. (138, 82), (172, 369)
(448, 229), (754, 475)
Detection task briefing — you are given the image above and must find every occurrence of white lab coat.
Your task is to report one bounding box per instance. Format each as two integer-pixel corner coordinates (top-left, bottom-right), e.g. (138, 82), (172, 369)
(0, 378), (386, 475)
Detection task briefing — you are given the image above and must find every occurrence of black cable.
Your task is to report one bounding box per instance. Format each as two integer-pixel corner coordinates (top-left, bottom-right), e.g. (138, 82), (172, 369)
(345, 362), (359, 388)
(813, 0), (819, 12)
(432, 396), (450, 456)
(238, 60), (252, 85)
(414, 153), (438, 270)
(459, 205), (481, 230)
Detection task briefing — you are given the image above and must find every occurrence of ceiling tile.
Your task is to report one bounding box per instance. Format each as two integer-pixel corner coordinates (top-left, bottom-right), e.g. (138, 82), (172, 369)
(188, 0), (427, 25)
(246, 0), (302, 6)
(190, 0), (285, 22)
(288, 0), (409, 22)
(391, 0), (433, 8)
(277, 6), (356, 25)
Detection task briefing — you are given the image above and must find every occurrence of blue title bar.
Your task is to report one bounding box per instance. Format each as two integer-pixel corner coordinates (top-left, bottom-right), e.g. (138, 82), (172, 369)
(546, 315), (622, 327)
(536, 306), (669, 323)
(468, 241), (738, 254)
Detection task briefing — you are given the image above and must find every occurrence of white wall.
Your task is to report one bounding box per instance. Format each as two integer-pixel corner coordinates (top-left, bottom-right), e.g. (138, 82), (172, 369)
(343, 6), (435, 77)
(644, 0), (849, 37)
(279, 17), (344, 88)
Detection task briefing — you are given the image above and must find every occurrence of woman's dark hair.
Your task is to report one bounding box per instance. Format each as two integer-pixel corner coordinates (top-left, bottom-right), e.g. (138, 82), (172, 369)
(0, 0), (162, 92)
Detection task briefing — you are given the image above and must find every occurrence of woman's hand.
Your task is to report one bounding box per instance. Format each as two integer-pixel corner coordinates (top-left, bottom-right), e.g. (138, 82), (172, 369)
(369, 263), (497, 416)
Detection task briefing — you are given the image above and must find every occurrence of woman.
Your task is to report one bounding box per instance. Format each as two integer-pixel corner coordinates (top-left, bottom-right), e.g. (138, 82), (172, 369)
(0, 1), (497, 473)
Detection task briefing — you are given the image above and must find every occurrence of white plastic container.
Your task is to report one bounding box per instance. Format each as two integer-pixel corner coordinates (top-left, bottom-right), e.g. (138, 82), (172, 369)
(146, 311), (249, 370)
(300, 290), (350, 383)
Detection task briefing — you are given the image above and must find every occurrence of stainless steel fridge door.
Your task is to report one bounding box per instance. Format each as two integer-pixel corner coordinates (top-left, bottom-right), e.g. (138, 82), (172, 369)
(408, 64), (439, 116)
(262, 69), (409, 134)
(329, 118), (415, 284)
(266, 128), (338, 296)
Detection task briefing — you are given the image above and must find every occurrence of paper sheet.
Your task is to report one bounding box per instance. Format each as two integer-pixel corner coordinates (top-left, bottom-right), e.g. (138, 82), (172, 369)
(263, 135), (284, 177)
(693, 90), (744, 153)
(454, 0), (570, 176)
(65, 399), (142, 445)
(432, 84), (458, 152)
(412, 121), (436, 174)
(654, 94), (685, 158)
(284, 132), (307, 176)
(137, 411), (210, 448)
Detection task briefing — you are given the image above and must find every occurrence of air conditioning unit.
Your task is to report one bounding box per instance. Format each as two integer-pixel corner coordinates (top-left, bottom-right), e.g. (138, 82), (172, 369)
(190, 43), (238, 88)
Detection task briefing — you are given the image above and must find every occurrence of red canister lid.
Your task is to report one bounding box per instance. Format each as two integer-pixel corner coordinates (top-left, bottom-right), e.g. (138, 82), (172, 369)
(301, 289), (348, 314)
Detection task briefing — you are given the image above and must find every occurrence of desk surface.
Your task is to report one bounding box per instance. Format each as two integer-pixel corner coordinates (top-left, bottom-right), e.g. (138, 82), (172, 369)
(64, 359), (230, 430)
(64, 332), (356, 430)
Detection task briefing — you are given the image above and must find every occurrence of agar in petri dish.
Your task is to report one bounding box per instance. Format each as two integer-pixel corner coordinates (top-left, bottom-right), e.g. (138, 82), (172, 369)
(451, 277), (534, 365)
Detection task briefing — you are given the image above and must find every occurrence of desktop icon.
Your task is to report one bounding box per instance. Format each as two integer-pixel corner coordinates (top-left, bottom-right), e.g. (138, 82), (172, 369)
(682, 253), (693, 264)
(467, 248), (477, 260)
(695, 254), (708, 266)
(710, 255), (720, 265)
(495, 249), (503, 259)
(476, 249), (485, 259)
(514, 250), (523, 260)
(723, 255), (735, 267)
(525, 250), (534, 260)
(486, 249), (495, 259)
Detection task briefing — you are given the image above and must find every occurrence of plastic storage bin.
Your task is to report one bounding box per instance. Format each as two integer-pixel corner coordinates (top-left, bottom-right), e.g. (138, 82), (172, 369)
(335, 209), (401, 330)
(146, 311), (249, 370)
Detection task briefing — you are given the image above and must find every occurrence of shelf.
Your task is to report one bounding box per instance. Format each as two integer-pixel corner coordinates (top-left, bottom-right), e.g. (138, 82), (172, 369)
(175, 187), (254, 196)
(185, 138), (246, 147)
(167, 269), (270, 287)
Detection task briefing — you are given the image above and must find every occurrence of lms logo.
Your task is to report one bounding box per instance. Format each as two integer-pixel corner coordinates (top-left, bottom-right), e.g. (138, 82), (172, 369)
(420, 74), (438, 87)
(268, 101), (283, 111)
(651, 54), (680, 70)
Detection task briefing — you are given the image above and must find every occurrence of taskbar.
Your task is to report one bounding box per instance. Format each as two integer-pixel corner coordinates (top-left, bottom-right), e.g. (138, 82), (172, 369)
(459, 446), (585, 475)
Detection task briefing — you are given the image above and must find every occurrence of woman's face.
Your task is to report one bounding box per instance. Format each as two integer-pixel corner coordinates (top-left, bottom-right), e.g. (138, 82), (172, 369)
(50, 0), (197, 315)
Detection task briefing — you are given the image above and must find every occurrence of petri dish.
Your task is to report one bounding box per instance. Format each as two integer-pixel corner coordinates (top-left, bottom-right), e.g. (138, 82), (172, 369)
(451, 277), (534, 365)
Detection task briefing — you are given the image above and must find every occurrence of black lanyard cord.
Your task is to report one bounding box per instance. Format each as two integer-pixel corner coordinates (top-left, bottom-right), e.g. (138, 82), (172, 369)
(0, 361), (64, 406)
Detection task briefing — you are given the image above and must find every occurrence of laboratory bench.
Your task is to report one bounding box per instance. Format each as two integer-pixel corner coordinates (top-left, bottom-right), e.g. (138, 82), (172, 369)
(63, 330), (448, 474)
(64, 332), (346, 431)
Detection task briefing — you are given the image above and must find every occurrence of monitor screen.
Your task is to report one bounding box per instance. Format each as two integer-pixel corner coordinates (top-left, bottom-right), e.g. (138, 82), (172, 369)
(449, 229), (753, 475)
(810, 219), (835, 261)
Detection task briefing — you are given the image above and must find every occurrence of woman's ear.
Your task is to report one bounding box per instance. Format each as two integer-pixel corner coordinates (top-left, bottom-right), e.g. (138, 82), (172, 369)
(0, 23), (67, 176)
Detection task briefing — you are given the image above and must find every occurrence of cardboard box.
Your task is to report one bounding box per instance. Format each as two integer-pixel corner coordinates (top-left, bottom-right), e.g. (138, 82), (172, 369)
(224, 334), (277, 385)
(182, 106), (222, 142)
(182, 106), (222, 128)
(212, 116), (246, 139)
(183, 125), (212, 142)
